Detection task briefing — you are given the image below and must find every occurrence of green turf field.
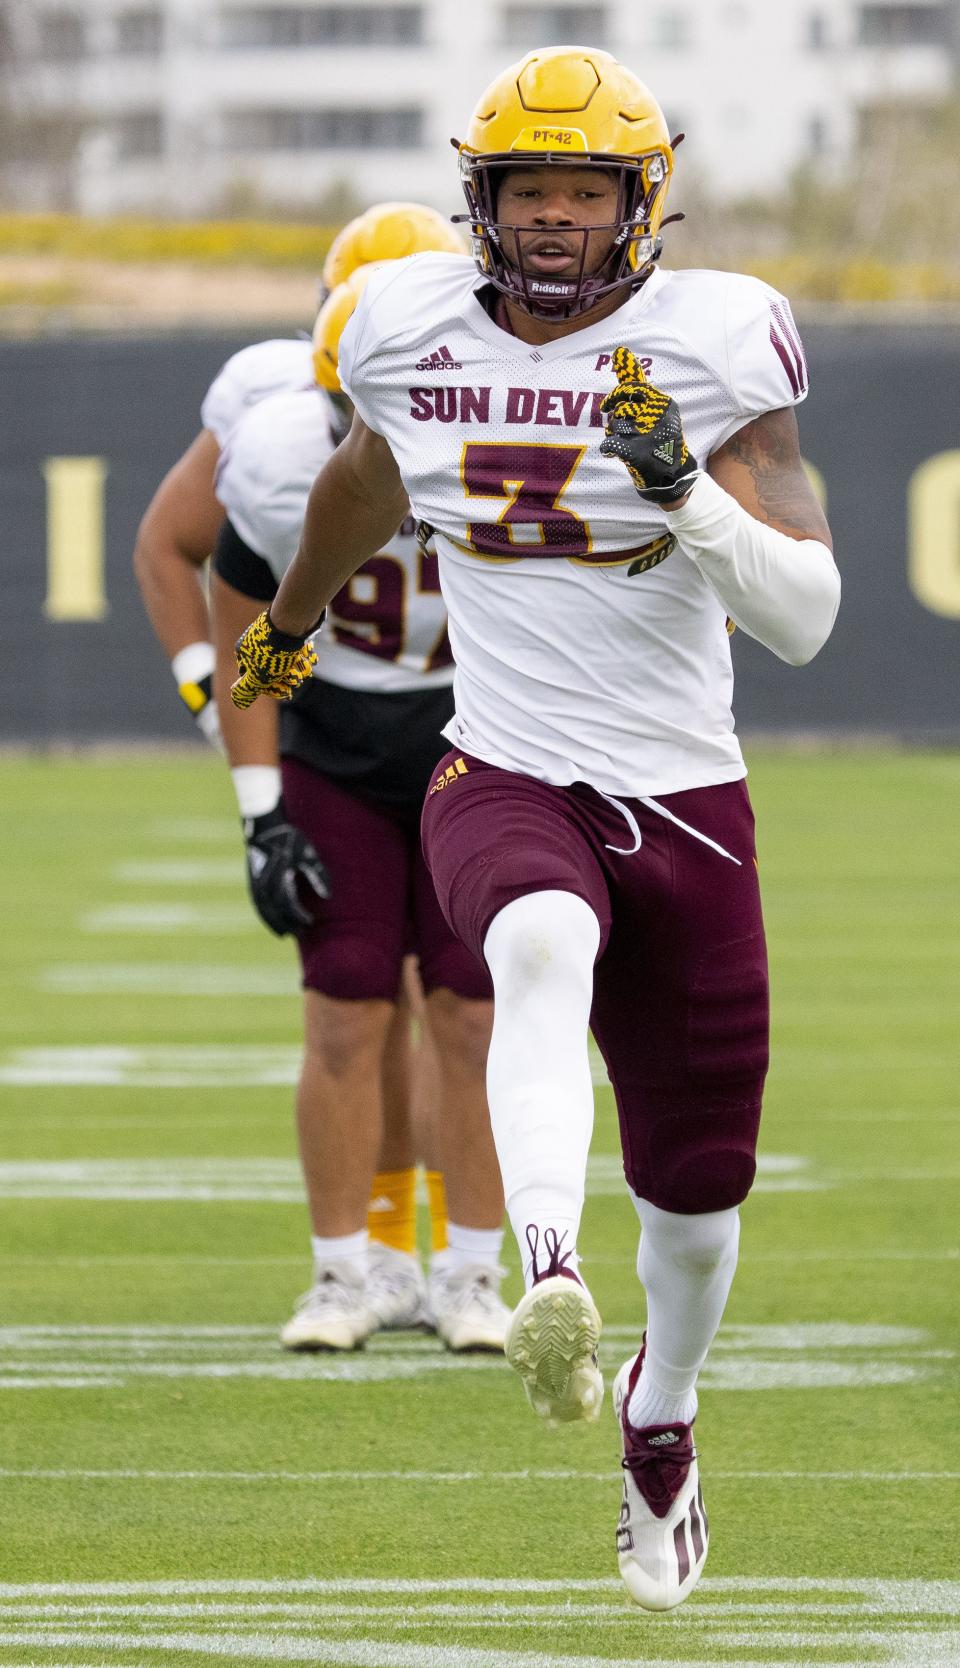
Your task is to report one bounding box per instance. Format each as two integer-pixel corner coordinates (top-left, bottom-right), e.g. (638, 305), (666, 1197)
(0, 749), (957, 1667)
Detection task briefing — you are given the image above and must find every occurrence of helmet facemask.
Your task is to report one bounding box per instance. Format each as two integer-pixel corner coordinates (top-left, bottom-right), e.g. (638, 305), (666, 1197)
(455, 150), (670, 322)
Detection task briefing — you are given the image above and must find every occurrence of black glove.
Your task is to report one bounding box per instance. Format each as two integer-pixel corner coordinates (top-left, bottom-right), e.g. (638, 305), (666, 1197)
(599, 345), (699, 503)
(243, 801), (331, 936)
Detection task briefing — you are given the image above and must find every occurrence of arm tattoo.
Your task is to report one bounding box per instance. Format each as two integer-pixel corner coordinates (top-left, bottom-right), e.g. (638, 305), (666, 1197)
(715, 408), (832, 545)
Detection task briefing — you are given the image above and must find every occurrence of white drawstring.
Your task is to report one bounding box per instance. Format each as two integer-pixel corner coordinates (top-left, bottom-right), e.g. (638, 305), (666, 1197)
(597, 790), (742, 866)
(640, 795), (742, 865)
(597, 790), (644, 855)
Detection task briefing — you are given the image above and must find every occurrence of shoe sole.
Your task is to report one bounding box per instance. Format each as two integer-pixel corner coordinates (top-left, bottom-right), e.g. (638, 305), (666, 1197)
(438, 1327), (507, 1354)
(279, 1330), (368, 1353)
(505, 1276), (603, 1425)
(279, 1316), (375, 1352)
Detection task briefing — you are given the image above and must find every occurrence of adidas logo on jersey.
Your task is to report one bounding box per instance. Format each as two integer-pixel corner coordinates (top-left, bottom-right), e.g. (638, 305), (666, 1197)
(415, 345), (463, 371)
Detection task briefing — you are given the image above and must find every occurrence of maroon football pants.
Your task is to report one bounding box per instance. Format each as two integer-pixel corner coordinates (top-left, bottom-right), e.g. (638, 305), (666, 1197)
(283, 757), (491, 1002)
(422, 751), (768, 1214)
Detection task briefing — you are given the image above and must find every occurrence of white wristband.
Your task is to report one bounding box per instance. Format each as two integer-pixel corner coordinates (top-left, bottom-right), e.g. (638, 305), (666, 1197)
(231, 765), (282, 819)
(664, 472), (840, 666)
(171, 641), (216, 687)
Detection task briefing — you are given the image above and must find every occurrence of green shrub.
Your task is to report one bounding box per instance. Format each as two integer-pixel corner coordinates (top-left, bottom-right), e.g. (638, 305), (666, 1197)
(0, 214), (338, 267)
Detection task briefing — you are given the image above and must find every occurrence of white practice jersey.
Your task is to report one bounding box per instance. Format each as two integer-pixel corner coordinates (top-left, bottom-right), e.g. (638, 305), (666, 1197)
(215, 386), (454, 694)
(201, 338), (315, 447)
(339, 253), (809, 797)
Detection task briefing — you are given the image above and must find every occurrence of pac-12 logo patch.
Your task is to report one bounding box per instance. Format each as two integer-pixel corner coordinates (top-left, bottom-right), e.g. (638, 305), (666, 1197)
(595, 353), (653, 374)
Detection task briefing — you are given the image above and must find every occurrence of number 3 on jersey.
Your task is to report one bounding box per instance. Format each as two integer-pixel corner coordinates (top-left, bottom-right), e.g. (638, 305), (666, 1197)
(460, 441), (592, 560)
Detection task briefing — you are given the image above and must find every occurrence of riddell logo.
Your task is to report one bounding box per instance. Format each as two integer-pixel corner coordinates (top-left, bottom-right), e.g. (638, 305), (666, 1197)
(415, 344), (462, 371)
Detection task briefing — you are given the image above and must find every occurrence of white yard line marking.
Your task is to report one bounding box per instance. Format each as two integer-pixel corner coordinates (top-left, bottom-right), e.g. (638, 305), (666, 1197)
(81, 905), (256, 935)
(4, 1576), (960, 1597)
(112, 861), (242, 884)
(148, 819), (237, 843)
(5, 1596), (946, 1619)
(604, 1323), (931, 1348)
(1, 1578), (958, 1668)
(0, 1633), (842, 1668)
(0, 1151), (812, 1197)
(0, 1322), (946, 1392)
(0, 1045), (301, 1088)
(0, 1159), (307, 1201)
(0, 1467), (956, 1484)
(38, 966), (299, 997)
(773, 942), (960, 959)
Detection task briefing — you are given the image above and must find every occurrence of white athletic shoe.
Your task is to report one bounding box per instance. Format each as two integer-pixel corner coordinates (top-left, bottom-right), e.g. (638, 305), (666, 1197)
(280, 1262), (376, 1352)
(427, 1261), (511, 1352)
(367, 1243), (430, 1330)
(614, 1349), (708, 1611)
(504, 1274), (604, 1425)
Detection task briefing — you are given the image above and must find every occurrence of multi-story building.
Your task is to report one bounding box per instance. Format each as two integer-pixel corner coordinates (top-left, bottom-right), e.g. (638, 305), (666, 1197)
(3, 0), (958, 216)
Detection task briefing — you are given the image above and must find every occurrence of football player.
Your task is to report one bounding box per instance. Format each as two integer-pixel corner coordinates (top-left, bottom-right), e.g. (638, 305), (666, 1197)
(133, 203), (503, 1343)
(229, 49), (840, 1607)
(212, 267), (508, 1351)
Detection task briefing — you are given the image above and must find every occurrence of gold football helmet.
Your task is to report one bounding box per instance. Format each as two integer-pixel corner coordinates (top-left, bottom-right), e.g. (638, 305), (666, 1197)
(455, 46), (676, 319)
(322, 201), (466, 292)
(312, 266), (378, 391)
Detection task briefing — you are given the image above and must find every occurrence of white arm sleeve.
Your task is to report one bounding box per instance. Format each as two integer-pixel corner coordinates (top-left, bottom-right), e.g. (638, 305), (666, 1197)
(665, 472), (840, 666)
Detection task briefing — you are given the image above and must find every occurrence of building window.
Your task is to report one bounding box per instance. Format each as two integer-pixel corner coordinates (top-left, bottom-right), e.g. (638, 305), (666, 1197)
(223, 107), (424, 151)
(808, 113), (827, 154)
(37, 10), (86, 61)
(114, 112), (163, 158)
(651, 12), (690, 49)
(115, 10), (163, 55)
(500, 6), (607, 48)
(857, 4), (950, 47)
(806, 10), (828, 48)
(219, 6), (424, 49)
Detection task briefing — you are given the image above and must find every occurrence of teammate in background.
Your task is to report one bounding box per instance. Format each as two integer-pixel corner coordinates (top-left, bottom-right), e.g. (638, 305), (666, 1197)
(132, 203), (500, 1340)
(230, 48), (840, 1608)
(212, 267), (508, 1351)
(133, 200), (464, 746)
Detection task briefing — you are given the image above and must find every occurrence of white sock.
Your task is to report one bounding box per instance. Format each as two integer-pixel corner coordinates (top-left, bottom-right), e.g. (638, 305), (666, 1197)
(310, 1228), (369, 1278)
(482, 890), (600, 1291)
(433, 1222), (504, 1275)
(627, 1196), (740, 1430)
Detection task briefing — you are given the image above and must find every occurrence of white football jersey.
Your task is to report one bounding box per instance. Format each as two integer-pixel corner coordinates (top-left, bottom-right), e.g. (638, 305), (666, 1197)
(201, 338), (315, 446)
(215, 387), (453, 694)
(338, 253), (809, 797)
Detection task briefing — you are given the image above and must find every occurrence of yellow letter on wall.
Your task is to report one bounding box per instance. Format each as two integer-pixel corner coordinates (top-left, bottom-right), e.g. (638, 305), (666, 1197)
(909, 451), (960, 621)
(43, 456), (109, 621)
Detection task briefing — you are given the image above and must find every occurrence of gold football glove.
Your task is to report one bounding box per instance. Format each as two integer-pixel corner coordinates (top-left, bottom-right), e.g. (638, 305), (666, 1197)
(231, 611), (318, 709)
(599, 345), (699, 503)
